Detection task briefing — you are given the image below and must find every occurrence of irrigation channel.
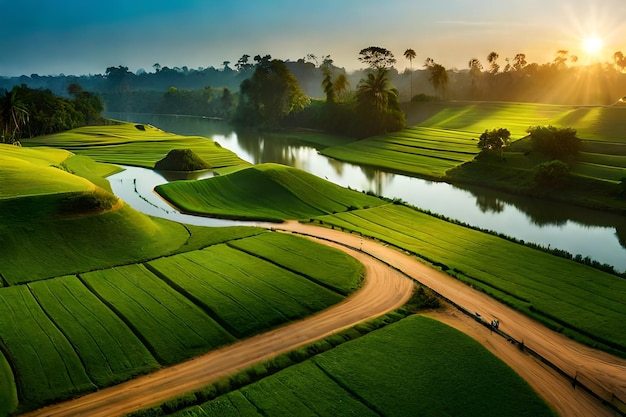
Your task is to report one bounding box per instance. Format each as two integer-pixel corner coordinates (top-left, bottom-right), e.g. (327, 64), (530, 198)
(107, 113), (626, 273)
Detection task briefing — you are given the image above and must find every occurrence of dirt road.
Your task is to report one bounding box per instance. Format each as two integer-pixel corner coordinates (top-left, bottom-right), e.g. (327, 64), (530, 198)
(277, 222), (626, 417)
(23, 222), (626, 417)
(22, 236), (413, 417)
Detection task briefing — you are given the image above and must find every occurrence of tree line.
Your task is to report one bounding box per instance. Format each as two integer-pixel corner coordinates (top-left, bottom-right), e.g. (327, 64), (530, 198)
(0, 83), (103, 144)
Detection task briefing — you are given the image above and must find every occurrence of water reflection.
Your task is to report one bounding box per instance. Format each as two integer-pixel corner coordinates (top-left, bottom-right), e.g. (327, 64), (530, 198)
(104, 112), (626, 271)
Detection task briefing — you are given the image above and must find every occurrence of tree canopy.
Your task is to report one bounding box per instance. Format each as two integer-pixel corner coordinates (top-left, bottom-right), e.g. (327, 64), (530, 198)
(527, 125), (580, 159)
(358, 46), (396, 70)
(477, 128), (511, 156)
(235, 59), (309, 126)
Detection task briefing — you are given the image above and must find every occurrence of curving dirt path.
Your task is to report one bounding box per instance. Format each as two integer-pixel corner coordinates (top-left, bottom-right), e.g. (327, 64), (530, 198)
(23, 222), (626, 417)
(22, 234), (413, 417)
(276, 222), (626, 417)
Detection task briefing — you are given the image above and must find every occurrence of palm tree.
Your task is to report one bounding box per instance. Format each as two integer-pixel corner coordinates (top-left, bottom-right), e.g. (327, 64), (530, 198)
(357, 68), (397, 113)
(0, 88), (29, 144)
(321, 67), (335, 103)
(468, 58), (483, 88)
(333, 73), (350, 101)
(424, 58), (448, 99)
(404, 48), (417, 99)
(487, 51), (500, 74)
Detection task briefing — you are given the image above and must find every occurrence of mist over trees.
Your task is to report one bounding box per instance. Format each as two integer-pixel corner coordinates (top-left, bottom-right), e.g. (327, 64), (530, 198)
(3, 46), (626, 139)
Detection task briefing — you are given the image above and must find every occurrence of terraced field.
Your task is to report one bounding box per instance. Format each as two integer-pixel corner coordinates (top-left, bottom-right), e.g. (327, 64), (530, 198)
(25, 123), (248, 169)
(315, 204), (626, 356)
(155, 163), (384, 221)
(321, 127), (479, 178)
(175, 316), (555, 417)
(0, 232), (362, 414)
(322, 102), (626, 183)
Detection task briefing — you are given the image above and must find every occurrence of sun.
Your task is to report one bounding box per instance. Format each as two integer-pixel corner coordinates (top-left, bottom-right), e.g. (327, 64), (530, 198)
(582, 36), (603, 55)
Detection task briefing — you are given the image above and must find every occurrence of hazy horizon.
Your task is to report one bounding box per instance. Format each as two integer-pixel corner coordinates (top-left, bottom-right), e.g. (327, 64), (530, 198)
(2, 0), (625, 77)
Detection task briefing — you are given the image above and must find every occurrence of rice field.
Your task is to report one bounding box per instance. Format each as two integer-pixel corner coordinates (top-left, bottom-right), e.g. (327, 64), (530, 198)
(26, 123), (249, 169)
(322, 127), (479, 178)
(0, 231), (360, 413)
(322, 102), (626, 183)
(176, 316), (555, 417)
(81, 264), (235, 364)
(147, 239), (347, 338)
(28, 276), (159, 385)
(0, 286), (96, 410)
(316, 204), (626, 355)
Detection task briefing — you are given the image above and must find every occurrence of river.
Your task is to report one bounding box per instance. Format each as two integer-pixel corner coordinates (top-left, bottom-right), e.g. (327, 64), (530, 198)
(106, 113), (626, 272)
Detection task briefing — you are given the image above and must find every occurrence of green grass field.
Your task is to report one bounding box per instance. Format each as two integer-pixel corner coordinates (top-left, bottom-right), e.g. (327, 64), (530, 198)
(176, 316), (555, 417)
(315, 204), (626, 355)
(156, 163), (384, 221)
(226, 232), (363, 295)
(0, 350), (17, 417)
(0, 285), (96, 411)
(81, 264), (235, 365)
(26, 123), (249, 169)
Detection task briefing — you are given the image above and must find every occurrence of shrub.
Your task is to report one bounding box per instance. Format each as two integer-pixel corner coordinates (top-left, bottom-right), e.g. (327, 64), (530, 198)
(534, 160), (571, 189)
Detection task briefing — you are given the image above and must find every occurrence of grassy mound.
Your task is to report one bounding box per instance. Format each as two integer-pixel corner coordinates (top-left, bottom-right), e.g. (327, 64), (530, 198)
(0, 202), (189, 284)
(155, 163), (384, 221)
(0, 145), (96, 198)
(26, 123), (248, 169)
(0, 145), (191, 284)
(180, 316), (555, 417)
(155, 149), (212, 171)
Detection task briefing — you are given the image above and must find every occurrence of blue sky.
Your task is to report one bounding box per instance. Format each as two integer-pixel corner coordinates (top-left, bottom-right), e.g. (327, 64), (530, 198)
(1, 0), (624, 76)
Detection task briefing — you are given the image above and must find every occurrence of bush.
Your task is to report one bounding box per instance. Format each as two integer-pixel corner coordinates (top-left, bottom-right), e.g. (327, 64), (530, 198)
(534, 160), (571, 189)
(410, 93), (439, 102)
(527, 125), (580, 159)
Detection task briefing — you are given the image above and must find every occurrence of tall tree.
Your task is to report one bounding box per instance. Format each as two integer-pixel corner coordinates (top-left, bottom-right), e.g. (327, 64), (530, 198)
(512, 53), (527, 71)
(236, 59), (309, 126)
(321, 65), (335, 103)
(404, 48), (417, 98)
(333, 73), (350, 101)
(0, 88), (29, 143)
(614, 51), (626, 72)
(424, 58), (448, 98)
(358, 46), (396, 70)
(356, 67), (404, 135)
(487, 52), (500, 74)
(468, 58), (483, 89)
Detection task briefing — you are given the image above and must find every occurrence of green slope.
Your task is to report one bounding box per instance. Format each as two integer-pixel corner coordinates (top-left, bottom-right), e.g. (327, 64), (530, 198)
(26, 123), (249, 169)
(156, 163), (384, 221)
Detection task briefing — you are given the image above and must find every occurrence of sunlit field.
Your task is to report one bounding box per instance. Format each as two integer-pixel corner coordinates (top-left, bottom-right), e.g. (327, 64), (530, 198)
(315, 204), (626, 356)
(174, 316), (555, 417)
(322, 102), (626, 184)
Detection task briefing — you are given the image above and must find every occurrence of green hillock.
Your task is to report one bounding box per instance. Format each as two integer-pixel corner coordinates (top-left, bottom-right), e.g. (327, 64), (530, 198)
(155, 149), (212, 171)
(155, 163), (384, 221)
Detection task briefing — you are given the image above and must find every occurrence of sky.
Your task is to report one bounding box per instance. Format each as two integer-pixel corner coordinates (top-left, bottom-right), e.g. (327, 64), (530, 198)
(1, 0), (625, 77)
